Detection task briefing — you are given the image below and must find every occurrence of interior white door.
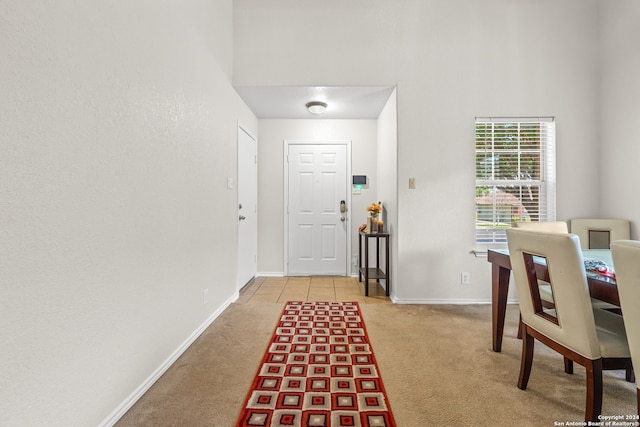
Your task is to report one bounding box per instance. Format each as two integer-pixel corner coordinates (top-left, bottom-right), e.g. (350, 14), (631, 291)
(287, 144), (348, 276)
(237, 126), (257, 289)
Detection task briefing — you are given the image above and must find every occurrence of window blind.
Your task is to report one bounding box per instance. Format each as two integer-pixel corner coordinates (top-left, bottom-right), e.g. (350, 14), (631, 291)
(475, 117), (556, 246)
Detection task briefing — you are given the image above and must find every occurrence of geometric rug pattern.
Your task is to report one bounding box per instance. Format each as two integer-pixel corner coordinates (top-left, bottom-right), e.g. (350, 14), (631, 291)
(235, 301), (397, 427)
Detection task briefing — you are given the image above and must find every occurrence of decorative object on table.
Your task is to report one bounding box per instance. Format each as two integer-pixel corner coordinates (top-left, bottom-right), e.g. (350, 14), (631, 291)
(584, 259), (616, 278)
(367, 217), (377, 233)
(366, 202), (382, 233)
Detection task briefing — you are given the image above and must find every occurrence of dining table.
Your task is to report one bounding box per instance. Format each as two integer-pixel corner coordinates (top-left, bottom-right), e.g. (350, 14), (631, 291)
(488, 248), (619, 352)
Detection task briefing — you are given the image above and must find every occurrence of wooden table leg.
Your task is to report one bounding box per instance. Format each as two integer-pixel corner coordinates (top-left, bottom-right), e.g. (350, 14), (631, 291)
(492, 263), (511, 352)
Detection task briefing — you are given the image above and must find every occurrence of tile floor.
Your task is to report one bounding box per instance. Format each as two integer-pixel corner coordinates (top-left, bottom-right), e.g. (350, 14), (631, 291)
(237, 276), (392, 304)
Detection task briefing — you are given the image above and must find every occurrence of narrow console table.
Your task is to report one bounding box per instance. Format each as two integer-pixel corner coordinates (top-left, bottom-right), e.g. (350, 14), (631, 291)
(358, 230), (390, 296)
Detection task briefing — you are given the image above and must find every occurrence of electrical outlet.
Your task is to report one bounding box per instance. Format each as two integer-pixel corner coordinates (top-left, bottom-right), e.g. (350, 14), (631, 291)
(352, 254), (358, 266)
(203, 288), (209, 304)
(461, 272), (470, 285)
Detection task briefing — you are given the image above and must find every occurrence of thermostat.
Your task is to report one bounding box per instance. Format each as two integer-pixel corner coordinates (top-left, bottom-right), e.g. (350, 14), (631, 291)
(352, 175), (366, 185)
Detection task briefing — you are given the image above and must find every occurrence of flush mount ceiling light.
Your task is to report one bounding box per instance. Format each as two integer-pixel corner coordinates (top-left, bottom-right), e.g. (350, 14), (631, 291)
(306, 101), (327, 115)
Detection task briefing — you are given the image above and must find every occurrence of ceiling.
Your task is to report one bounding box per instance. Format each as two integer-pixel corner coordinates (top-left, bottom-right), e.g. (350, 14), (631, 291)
(234, 86), (396, 119)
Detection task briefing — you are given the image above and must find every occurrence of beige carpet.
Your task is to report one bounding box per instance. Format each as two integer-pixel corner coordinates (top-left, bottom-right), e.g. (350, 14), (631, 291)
(115, 303), (637, 426)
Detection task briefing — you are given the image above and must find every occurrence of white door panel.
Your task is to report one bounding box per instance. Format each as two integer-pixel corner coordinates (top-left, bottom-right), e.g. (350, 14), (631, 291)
(287, 143), (348, 276)
(321, 225), (337, 259)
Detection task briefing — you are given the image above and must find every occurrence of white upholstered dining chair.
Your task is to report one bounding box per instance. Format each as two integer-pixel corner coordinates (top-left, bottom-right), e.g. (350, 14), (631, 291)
(570, 218), (629, 310)
(610, 240), (640, 417)
(570, 218), (630, 249)
(511, 221), (617, 366)
(511, 221), (568, 305)
(506, 229), (632, 422)
(512, 220), (568, 233)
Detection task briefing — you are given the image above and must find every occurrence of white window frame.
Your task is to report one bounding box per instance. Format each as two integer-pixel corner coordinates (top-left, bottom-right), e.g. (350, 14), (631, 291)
(475, 117), (556, 248)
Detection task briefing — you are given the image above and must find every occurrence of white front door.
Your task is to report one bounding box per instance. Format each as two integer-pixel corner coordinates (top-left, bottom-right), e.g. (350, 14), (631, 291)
(286, 143), (349, 276)
(237, 126), (257, 289)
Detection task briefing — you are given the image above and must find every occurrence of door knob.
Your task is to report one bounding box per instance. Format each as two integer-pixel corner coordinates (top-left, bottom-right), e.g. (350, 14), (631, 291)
(340, 217), (346, 222)
(239, 215), (246, 221)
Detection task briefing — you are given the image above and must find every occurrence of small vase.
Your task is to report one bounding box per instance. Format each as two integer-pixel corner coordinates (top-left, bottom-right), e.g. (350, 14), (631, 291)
(368, 215), (378, 233)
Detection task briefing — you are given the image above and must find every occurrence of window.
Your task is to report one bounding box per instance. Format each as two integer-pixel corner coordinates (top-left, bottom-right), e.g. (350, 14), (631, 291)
(475, 117), (556, 246)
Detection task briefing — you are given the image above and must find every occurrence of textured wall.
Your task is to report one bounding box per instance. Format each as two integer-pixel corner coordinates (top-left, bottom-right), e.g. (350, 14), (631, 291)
(0, 1), (256, 425)
(377, 90), (398, 295)
(598, 0), (640, 236)
(234, 0), (602, 302)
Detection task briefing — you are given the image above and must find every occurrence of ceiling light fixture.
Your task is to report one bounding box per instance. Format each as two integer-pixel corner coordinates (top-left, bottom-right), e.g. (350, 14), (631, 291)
(306, 101), (327, 115)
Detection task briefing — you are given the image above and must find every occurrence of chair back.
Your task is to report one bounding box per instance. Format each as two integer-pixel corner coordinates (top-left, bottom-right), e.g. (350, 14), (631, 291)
(506, 229), (600, 359)
(610, 240), (640, 390)
(512, 221), (568, 233)
(570, 218), (630, 249)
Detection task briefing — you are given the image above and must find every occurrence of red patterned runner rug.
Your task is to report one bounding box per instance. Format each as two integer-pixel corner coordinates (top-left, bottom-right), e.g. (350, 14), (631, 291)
(235, 301), (397, 427)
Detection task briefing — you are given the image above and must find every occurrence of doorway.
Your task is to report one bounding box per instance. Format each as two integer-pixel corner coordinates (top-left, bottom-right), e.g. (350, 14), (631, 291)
(285, 142), (351, 276)
(237, 125), (257, 289)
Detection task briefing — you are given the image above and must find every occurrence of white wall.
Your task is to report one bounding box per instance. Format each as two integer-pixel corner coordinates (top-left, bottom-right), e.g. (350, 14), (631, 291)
(257, 120), (377, 275)
(376, 89), (398, 295)
(235, 0), (602, 302)
(0, 1), (257, 425)
(598, 0), (640, 237)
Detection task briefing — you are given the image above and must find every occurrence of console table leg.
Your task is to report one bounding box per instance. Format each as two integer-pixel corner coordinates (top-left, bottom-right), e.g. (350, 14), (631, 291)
(364, 236), (369, 296)
(358, 232), (362, 282)
(385, 237), (390, 296)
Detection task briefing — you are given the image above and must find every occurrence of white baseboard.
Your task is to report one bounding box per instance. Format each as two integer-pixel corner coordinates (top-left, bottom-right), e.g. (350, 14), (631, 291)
(259, 272), (362, 278)
(99, 291), (239, 427)
(257, 271), (285, 277)
(391, 298), (490, 304)
(391, 297), (518, 305)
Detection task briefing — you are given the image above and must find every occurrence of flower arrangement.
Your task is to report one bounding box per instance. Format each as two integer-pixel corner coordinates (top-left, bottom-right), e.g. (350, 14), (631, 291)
(364, 202), (384, 233)
(366, 202), (382, 218)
